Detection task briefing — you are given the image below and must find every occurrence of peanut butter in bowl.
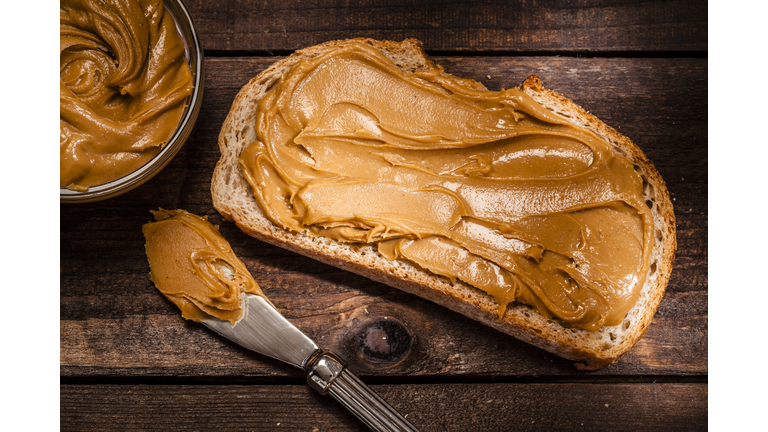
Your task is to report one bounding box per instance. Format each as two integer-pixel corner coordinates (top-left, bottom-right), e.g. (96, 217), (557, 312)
(60, 0), (202, 202)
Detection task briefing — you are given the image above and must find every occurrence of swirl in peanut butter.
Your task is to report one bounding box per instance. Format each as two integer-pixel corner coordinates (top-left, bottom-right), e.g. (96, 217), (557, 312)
(60, 0), (193, 191)
(239, 43), (653, 331)
(143, 209), (264, 325)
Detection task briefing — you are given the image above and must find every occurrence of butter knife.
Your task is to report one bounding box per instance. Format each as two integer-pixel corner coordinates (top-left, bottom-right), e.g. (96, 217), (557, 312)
(201, 293), (419, 432)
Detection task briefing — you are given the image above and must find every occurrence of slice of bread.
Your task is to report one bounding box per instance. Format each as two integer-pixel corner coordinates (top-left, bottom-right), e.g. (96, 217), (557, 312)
(211, 38), (676, 370)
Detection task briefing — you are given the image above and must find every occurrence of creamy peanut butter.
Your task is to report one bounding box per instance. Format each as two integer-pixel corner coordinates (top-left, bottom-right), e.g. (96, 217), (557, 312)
(239, 42), (653, 331)
(60, 0), (193, 191)
(143, 209), (264, 325)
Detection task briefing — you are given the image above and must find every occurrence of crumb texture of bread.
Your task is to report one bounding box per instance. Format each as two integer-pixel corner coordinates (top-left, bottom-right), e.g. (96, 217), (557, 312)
(212, 38), (676, 370)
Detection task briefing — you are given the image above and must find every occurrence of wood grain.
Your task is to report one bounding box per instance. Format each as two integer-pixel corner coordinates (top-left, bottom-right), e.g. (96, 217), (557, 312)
(60, 382), (707, 431)
(185, 0), (707, 53)
(61, 56), (707, 379)
(59, 1), (708, 428)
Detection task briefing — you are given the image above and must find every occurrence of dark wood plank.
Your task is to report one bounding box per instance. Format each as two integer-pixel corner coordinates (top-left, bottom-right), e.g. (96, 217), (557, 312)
(60, 382), (707, 431)
(186, 0), (707, 53)
(60, 288), (706, 378)
(61, 56), (707, 378)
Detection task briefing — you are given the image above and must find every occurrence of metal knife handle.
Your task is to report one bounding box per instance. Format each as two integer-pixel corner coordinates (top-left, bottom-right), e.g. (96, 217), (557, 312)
(305, 352), (419, 432)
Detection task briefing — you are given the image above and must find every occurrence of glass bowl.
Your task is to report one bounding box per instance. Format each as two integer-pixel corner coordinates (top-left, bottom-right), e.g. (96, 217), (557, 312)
(60, 0), (204, 203)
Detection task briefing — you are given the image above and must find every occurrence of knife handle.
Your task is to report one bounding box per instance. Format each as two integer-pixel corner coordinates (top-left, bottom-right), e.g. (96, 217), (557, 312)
(306, 351), (419, 432)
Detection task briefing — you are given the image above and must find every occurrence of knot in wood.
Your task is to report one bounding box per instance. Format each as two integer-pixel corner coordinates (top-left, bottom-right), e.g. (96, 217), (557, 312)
(354, 318), (412, 362)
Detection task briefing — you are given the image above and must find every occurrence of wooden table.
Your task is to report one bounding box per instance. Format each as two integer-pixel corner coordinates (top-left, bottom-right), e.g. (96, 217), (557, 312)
(60, 1), (708, 430)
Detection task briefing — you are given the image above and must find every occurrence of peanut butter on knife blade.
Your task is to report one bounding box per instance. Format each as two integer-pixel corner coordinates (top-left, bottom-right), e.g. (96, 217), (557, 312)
(238, 42), (653, 331)
(143, 209), (264, 325)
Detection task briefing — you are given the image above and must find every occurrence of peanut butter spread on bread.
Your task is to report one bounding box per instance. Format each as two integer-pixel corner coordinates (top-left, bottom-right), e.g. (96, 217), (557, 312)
(239, 42), (653, 331)
(143, 209), (264, 325)
(60, 0), (193, 191)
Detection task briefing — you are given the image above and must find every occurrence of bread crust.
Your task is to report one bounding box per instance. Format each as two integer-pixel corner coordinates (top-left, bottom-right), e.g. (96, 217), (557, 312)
(212, 38), (676, 369)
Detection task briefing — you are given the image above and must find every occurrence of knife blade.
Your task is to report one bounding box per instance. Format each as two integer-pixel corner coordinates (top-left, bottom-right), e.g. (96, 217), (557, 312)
(201, 293), (419, 432)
